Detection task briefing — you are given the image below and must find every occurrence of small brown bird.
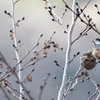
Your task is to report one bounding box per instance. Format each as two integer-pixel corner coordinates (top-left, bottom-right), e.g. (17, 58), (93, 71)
(92, 38), (100, 60)
(81, 52), (96, 70)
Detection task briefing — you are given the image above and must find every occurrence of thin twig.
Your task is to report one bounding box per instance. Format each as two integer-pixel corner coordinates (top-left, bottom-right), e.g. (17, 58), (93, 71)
(45, 0), (68, 33)
(60, 8), (67, 19)
(7, 85), (27, 100)
(0, 83), (12, 100)
(54, 76), (59, 91)
(38, 73), (50, 100)
(71, 26), (90, 45)
(69, 52), (80, 64)
(62, 0), (100, 35)
(22, 70), (33, 83)
(64, 66), (84, 97)
(6, 80), (28, 100)
(7, 87), (19, 99)
(54, 60), (64, 69)
(56, 46), (66, 54)
(83, 0), (91, 11)
(14, 0), (19, 5)
(88, 78), (100, 100)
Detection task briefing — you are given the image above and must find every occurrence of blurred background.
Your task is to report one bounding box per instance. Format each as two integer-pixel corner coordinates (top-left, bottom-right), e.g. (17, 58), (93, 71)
(0, 0), (100, 100)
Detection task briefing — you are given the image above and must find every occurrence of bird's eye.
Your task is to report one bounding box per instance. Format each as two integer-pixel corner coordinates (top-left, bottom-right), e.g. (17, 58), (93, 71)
(91, 60), (93, 62)
(85, 59), (88, 61)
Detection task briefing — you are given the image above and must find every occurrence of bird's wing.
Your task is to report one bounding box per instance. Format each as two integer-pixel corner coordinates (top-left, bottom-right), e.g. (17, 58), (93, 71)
(96, 44), (100, 51)
(95, 44), (100, 55)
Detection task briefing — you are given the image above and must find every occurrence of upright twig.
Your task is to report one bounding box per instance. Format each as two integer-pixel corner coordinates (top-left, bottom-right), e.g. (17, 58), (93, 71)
(57, 0), (76, 100)
(11, 0), (23, 100)
(38, 73), (50, 100)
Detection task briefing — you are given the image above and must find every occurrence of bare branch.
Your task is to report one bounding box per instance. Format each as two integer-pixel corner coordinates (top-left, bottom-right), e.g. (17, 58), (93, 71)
(11, 0), (23, 100)
(71, 26), (90, 45)
(44, 0), (69, 33)
(0, 83), (12, 100)
(62, 0), (100, 35)
(58, 0), (76, 100)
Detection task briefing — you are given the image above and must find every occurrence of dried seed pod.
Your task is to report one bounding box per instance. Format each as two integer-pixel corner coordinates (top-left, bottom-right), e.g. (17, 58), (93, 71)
(26, 75), (32, 82)
(36, 52), (39, 55)
(7, 66), (9, 70)
(49, 40), (52, 44)
(44, 6), (48, 9)
(77, 74), (81, 78)
(2, 83), (6, 88)
(56, 43), (59, 46)
(10, 34), (13, 37)
(11, 37), (14, 40)
(0, 62), (3, 68)
(44, 40), (47, 44)
(15, 47), (18, 51)
(43, 50), (47, 55)
(84, 69), (89, 77)
(36, 56), (39, 61)
(16, 23), (19, 27)
(14, 57), (18, 61)
(54, 48), (56, 52)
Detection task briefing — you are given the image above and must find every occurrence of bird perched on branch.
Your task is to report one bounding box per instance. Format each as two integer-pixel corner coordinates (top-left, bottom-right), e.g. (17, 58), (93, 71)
(92, 38), (100, 60)
(81, 52), (96, 70)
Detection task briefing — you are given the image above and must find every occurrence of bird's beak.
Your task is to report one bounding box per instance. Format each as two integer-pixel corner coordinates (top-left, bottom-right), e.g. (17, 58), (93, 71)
(92, 40), (95, 43)
(92, 40), (95, 45)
